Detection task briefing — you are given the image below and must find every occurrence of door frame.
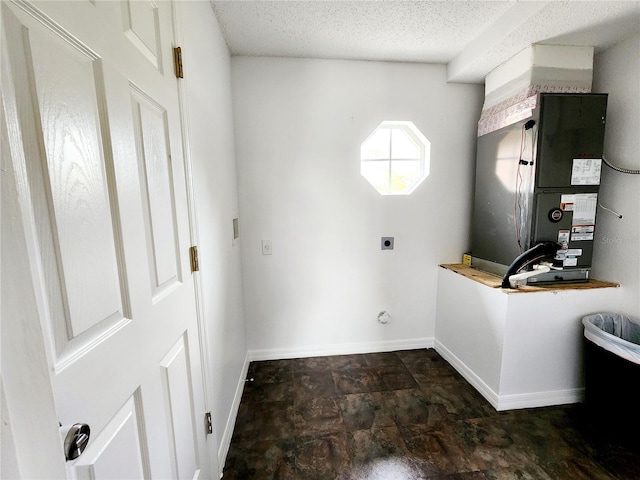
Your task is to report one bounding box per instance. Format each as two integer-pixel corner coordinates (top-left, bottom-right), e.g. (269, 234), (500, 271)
(169, 0), (220, 476)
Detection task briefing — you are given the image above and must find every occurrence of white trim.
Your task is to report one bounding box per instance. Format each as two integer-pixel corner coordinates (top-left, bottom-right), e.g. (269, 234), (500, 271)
(435, 340), (584, 411)
(170, 0), (210, 405)
(217, 351), (250, 471)
(497, 388), (584, 411)
(170, 2), (221, 478)
(249, 337), (434, 362)
(434, 339), (500, 409)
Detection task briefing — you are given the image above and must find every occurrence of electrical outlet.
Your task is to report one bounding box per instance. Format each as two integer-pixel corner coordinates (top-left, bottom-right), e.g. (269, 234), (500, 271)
(261, 240), (272, 255)
(381, 237), (394, 250)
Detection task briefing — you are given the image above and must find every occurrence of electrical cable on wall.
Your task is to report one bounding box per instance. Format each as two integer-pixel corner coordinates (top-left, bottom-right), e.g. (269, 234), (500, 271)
(514, 120), (536, 253)
(514, 125), (526, 252)
(602, 155), (640, 174)
(597, 154), (637, 219)
(598, 203), (623, 219)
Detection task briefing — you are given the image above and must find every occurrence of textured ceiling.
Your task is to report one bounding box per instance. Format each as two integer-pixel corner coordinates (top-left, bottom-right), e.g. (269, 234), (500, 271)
(211, 0), (640, 83)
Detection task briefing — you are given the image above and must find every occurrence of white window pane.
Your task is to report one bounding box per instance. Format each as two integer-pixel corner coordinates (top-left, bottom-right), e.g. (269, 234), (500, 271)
(391, 128), (420, 159)
(360, 121), (429, 195)
(361, 161), (390, 194)
(361, 128), (390, 160)
(391, 160), (422, 193)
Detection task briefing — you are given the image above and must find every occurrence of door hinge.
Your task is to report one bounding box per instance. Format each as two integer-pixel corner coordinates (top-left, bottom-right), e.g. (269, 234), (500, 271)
(173, 47), (184, 79)
(204, 411), (213, 435)
(189, 246), (199, 272)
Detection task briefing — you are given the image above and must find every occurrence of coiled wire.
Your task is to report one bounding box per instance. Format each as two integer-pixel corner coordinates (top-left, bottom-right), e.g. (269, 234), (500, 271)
(603, 155), (640, 174)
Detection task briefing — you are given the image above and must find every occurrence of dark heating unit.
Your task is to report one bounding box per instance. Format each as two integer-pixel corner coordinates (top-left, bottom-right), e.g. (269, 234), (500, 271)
(470, 93), (608, 284)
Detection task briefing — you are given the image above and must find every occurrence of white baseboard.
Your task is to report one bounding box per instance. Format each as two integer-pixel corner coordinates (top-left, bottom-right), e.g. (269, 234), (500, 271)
(248, 337), (435, 362)
(434, 339), (500, 409)
(496, 388), (584, 410)
(434, 340), (584, 411)
(217, 351), (250, 471)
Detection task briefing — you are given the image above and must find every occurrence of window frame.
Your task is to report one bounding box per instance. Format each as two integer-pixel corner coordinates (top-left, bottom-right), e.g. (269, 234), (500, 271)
(360, 121), (430, 195)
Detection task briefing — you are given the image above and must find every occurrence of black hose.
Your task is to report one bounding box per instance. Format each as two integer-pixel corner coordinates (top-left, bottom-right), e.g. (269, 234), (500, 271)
(501, 241), (561, 289)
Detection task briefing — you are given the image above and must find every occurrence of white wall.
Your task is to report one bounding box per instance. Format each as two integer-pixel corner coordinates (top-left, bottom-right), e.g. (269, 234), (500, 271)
(232, 57), (483, 356)
(179, 1), (247, 465)
(592, 33), (640, 317)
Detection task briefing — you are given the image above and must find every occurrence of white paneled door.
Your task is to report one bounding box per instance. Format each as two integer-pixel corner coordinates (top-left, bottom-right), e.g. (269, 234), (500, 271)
(2, 1), (211, 478)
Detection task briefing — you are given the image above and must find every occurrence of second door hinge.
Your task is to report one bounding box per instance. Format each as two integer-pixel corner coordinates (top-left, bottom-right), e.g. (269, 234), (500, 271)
(205, 411), (213, 435)
(189, 246), (199, 272)
(173, 46), (184, 79)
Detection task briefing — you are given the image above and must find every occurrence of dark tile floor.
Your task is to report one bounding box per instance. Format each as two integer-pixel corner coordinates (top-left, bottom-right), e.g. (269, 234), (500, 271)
(222, 349), (640, 479)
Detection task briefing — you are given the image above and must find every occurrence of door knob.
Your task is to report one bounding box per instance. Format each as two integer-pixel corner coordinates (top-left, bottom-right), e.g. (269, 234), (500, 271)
(60, 423), (90, 460)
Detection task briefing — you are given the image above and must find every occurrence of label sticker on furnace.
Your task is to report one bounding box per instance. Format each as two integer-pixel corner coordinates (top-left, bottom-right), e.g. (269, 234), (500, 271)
(572, 193), (598, 225)
(560, 195), (575, 211)
(563, 257), (579, 267)
(558, 230), (570, 245)
(572, 225), (595, 241)
(571, 159), (602, 185)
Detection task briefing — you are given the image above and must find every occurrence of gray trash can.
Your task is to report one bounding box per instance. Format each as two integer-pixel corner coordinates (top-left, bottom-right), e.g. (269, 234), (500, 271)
(582, 312), (640, 430)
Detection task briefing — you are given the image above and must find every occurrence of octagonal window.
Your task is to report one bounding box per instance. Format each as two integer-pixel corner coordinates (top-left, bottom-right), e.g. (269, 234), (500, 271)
(360, 121), (430, 195)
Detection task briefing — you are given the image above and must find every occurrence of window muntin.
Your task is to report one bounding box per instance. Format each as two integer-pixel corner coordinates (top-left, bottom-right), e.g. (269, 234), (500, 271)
(360, 121), (430, 195)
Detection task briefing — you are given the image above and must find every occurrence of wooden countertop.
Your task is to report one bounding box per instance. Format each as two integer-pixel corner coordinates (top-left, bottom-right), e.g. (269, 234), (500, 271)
(439, 264), (619, 293)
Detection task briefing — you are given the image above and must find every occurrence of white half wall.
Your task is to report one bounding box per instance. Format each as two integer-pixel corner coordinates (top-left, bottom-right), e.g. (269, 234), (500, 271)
(434, 267), (508, 397)
(179, 1), (248, 469)
(592, 33), (640, 318)
(499, 286), (620, 406)
(435, 266), (621, 411)
(231, 57), (483, 356)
